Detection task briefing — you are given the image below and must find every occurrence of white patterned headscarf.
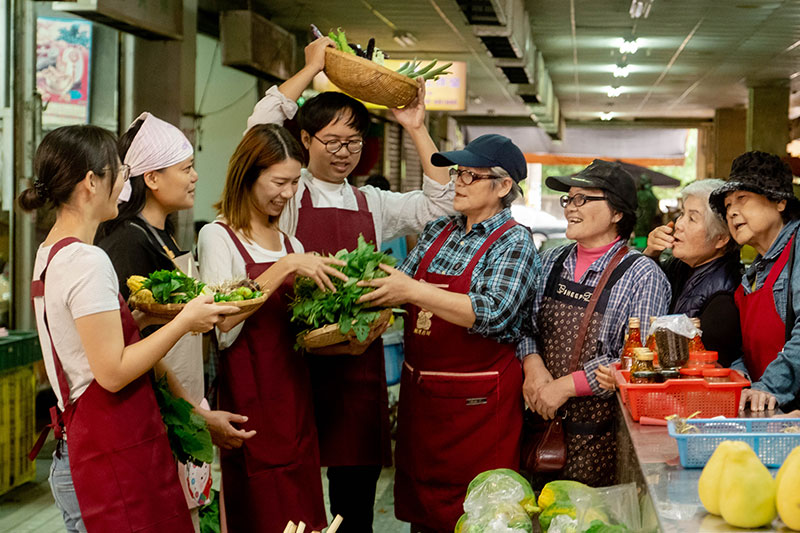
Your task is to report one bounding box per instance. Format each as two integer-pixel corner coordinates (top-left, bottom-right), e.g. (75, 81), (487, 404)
(118, 112), (193, 203)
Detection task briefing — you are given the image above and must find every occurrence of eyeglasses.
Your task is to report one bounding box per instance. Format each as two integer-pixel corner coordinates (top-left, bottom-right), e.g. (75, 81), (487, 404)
(313, 135), (364, 154)
(118, 164), (131, 182)
(560, 193), (606, 208)
(449, 168), (501, 185)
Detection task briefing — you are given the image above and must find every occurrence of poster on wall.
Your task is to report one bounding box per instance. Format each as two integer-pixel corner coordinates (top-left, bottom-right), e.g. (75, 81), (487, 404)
(36, 17), (92, 127)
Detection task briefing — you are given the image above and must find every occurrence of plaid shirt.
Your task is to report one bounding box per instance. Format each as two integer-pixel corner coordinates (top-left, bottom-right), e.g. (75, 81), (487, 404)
(399, 208), (541, 344)
(516, 239), (670, 397)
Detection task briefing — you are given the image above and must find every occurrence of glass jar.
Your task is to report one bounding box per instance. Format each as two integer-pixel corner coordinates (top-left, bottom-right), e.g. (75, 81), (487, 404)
(631, 347), (656, 375)
(679, 367), (704, 379)
(659, 368), (681, 381)
(702, 368), (731, 383)
(686, 351), (716, 369)
(631, 370), (658, 384)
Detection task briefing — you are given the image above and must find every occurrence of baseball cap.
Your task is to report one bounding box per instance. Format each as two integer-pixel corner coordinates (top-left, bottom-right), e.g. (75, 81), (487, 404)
(431, 134), (527, 183)
(546, 159), (637, 212)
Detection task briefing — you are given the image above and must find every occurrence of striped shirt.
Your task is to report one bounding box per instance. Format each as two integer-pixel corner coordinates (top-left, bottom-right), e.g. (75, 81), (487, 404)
(516, 239), (671, 397)
(399, 208), (541, 344)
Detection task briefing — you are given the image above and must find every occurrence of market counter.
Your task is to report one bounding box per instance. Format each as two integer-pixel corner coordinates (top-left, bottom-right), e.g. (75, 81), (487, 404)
(615, 395), (795, 532)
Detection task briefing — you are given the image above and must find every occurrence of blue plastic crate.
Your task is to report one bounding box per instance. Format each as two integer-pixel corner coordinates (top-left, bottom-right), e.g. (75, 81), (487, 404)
(668, 418), (800, 468)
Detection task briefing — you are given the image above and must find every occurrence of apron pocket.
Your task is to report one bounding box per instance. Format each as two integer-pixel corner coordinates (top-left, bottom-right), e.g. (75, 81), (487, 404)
(399, 369), (500, 485)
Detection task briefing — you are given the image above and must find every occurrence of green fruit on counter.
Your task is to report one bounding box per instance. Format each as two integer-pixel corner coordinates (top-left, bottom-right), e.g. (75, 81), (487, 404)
(718, 442), (776, 528)
(698, 440), (741, 516)
(776, 445), (800, 530)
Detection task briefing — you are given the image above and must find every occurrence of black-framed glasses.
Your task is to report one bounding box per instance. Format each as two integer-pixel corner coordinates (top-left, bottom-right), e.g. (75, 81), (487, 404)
(560, 193), (606, 208)
(313, 135), (364, 154)
(449, 168), (501, 185)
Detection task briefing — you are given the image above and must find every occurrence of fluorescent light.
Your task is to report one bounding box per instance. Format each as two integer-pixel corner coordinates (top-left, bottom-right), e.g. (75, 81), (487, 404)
(619, 38), (639, 54)
(393, 30), (418, 48)
(630, 0), (654, 19)
(613, 64), (630, 78)
(600, 112), (614, 121)
(607, 86), (623, 97)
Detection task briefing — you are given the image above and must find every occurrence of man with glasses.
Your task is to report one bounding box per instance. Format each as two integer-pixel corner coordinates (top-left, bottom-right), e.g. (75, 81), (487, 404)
(244, 37), (454, 532)
(356, 133), (540, 532)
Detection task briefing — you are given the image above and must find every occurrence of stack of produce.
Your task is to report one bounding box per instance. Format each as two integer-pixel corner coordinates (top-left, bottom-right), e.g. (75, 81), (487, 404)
(699, 440), (800, 529)
(290, 235), (397, 345)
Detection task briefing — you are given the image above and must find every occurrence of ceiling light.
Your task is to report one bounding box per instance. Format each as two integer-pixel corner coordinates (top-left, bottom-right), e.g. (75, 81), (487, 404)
(629, 0), (654, 19)
(393, 30), (418, 48)
(613, 64), (630, 78)
(607, 86), (623, 97)
(619, 38), (639, 54)
(600, 112), (614, 121)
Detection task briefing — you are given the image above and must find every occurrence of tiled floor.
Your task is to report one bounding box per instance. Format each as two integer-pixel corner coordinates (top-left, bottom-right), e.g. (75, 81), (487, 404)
(0, 438), (410, 533)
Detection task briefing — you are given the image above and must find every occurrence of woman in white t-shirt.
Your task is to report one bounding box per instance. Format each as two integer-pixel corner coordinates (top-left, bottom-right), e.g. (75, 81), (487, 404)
(198, 123), (345, 532)
(20, 125), (237, 533)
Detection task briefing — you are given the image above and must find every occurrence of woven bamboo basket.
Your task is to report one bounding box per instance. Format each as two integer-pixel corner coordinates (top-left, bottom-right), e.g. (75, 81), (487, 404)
(133, 294), (269, 320)
(301, 308), (393, 350)
(323, 48), (418, 108)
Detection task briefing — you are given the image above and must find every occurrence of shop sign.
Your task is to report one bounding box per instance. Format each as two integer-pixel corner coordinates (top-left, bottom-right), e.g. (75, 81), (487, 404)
(36, 17), (92, 127)
(314, 60), (467, 111)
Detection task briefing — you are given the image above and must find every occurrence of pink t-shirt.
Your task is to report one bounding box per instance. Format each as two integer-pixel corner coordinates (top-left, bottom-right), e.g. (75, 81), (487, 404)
(574, 237), (621, 282)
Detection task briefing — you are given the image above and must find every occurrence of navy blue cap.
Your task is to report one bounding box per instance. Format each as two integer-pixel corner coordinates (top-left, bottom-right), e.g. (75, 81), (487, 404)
(431, 134), (527, 183)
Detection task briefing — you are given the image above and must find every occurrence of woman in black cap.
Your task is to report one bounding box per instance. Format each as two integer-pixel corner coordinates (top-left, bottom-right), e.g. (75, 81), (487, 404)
(709, 151), (800, 411)
(518, 159), (670, 487)
(358, 134), (540, 533)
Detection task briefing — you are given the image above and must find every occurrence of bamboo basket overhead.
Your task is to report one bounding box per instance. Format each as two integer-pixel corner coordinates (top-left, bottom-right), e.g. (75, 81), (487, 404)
(323, 48), (418, 108)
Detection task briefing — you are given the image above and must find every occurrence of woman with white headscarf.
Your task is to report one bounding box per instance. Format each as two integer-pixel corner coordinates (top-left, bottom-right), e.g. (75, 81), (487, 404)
(96, 113), (255, 530)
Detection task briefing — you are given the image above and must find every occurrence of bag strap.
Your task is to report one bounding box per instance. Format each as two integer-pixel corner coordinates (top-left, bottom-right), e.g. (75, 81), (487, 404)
(568, 245), (629, 373)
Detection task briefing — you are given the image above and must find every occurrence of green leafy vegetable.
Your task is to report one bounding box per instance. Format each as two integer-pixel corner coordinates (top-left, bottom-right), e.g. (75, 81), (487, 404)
(154, 375), (214, 467)
(585, 520), (630, 533)
(290, 235), (397, 343)
(143, 269), (206, 304)
(199, 490), (221, 533)
(328, 28), (355, 55)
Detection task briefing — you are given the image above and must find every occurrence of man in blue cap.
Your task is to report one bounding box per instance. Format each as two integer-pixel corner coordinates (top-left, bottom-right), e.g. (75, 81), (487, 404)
(359, 134), (541, 532)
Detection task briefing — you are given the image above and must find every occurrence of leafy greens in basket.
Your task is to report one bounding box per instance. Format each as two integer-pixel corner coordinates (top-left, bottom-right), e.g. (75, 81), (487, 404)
(290, 235), (397, 343)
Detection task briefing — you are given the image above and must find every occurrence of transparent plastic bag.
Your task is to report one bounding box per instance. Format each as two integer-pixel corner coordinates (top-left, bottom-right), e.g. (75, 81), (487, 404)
(460, 473), (533, 532)
(569, 483), (643, 532)
(648, 314), (700, 368)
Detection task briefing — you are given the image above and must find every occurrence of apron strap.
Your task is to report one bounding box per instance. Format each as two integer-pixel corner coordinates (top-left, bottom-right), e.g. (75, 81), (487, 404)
(544, 244), (577, 296)
(567, 246), (629, 373)
(461, 220), (518, 277)
(765, 234), (795, 288)
(284, 234), (295, 254)
(132, 216), (185, 265)
(299, 186), (313, 208)
(351, 186), (369, 212)
(215, 222), (256, 265)
(415, 221), (457, 280)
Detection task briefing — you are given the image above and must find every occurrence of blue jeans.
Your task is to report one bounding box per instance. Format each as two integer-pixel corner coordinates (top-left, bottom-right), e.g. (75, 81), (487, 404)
(49, 440), (86, 533)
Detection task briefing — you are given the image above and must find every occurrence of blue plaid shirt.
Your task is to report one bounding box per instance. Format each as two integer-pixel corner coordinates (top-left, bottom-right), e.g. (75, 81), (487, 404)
(399, 208), (541, 344)
(516, 239), (671, 397)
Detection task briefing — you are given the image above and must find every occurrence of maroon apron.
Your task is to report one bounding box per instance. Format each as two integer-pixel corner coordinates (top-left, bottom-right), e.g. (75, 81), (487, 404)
(294, 186), (392, 467)
(394, 220), (523, 532)
(216, 223), (327, 532)
(734, 235), (794, 382)
(31, 238), (193, 532)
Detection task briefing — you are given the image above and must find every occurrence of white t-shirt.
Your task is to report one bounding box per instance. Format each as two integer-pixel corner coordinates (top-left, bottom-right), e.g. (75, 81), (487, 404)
(32, 242), (120, 410)
(197, 222), (303, 349)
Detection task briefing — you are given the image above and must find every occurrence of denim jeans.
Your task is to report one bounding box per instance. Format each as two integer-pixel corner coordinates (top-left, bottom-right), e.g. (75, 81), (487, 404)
(49, 440), (86, 533)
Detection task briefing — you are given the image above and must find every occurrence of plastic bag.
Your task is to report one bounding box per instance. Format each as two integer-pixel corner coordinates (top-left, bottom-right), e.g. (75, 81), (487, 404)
(648, 314), (700, 368)
(569, 483), (643, 532)
(460, 472), (533, 533)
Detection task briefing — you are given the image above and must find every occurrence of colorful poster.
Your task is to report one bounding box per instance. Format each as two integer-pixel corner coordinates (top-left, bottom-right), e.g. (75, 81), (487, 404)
(36, 17), (92, 126)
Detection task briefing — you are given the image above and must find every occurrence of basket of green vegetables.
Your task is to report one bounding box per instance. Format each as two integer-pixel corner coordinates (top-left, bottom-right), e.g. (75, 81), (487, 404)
(323, 28), (452, 108)
(290, 235), (399, 349)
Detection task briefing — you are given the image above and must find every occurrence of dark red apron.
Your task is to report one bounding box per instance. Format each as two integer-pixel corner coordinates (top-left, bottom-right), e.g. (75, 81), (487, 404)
(31, 238), (193, 532)
(216, 223), (326, 532)
(394, 220), (523, 532)
(734, 235), (794, 382)
(294, 186), (392, 467)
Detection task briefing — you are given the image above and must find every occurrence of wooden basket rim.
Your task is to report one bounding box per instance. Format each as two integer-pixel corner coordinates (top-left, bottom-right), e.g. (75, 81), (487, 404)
(324, 48), (419, 91)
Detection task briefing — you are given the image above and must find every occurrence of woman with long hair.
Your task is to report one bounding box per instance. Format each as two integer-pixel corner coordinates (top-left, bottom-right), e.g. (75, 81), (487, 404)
(21, 124), (235, 532)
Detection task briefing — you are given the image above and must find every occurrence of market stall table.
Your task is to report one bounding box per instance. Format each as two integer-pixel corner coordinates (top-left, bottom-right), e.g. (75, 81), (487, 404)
(615, 394), (795, 532)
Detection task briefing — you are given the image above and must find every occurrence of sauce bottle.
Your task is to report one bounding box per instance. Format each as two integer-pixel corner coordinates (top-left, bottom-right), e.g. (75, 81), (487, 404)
(621, 317), (643, 371)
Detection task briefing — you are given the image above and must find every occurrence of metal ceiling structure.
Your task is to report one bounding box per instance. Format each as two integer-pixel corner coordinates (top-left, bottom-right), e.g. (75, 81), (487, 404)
(200, 0), (800, 126)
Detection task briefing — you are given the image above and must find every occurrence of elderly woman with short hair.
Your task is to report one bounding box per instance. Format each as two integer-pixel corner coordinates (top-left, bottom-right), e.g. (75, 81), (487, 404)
(644, 179), (743, 366)
(358, 134), (540, 533)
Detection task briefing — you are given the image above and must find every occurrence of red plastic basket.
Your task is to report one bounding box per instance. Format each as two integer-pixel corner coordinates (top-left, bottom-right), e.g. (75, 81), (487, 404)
(615, 368), (750, 421)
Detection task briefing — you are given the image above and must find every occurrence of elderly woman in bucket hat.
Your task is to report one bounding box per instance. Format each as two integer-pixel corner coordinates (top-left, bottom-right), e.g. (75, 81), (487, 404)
(709, 151), (800, 412)
(518, 159), (670, 488)
(358, 134), (540, 533)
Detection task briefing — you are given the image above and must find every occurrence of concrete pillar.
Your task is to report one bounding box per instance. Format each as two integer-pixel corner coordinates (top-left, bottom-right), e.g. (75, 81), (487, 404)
(747, 84), (790, 155)
(712, 108), (746, 178)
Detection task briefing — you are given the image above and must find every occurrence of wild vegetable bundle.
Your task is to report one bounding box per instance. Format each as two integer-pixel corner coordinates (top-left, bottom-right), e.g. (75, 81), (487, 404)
(327, 27), (452, 81)
(290, 235), (396, 343)
(128, 269), (209, 305)
(154, 375), (213, 467)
